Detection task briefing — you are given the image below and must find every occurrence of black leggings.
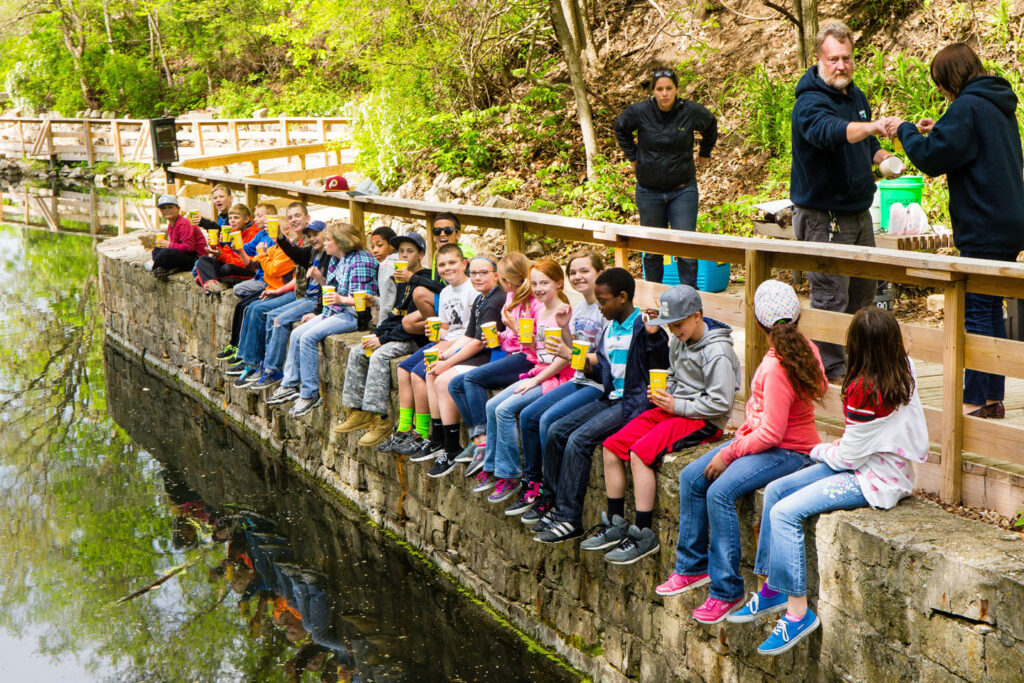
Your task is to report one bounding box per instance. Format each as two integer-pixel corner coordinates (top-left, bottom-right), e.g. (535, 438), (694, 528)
(194, 256), (256, 285)
(152, 248), (197, 273)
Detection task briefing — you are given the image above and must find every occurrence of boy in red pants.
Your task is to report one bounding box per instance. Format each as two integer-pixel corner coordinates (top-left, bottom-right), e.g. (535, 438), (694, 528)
(581, 285), (740, 564)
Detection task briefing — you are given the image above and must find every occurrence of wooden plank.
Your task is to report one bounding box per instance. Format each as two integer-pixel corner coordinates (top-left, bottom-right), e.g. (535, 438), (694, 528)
(118, 197), (127, 235)
(941, 280), (966, 503)
(245, 184), (258, 209)
(178, 142), (331, 169)
(744, 251), (771, 396)
(249, 163), (354, 183)
(17, 121), (25, 157)
(231, 120), (240, 151)
(193, 120), (204, 157)
(349, 199), (364, 231)
(84, 120), (94, 165)
(505, 219), (525, 254)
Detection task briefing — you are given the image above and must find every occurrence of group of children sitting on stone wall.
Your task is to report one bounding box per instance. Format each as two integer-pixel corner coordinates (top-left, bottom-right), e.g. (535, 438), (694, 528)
(146, 187), (929, 656)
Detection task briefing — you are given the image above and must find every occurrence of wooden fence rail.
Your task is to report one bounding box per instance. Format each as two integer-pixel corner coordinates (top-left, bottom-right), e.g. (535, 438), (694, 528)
(159, 164), (1024, 513)
(0, 116), (352, 165)
(0, 186), (158, 235)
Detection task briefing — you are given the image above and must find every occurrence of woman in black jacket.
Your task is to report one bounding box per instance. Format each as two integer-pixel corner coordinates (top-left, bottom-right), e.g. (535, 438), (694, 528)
(615, 68), (718, 285)
(889, 43), (1024, 419)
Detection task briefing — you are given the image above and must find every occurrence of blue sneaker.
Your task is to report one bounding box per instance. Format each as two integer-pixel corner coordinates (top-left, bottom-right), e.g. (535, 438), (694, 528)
(757, 609), (820, 655)
(726, 591), (788, 624)
(251, 369), (284, 390)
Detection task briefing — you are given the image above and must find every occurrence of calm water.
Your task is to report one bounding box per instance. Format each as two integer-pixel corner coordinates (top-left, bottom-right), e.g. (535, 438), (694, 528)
(0, 223), (580, 682)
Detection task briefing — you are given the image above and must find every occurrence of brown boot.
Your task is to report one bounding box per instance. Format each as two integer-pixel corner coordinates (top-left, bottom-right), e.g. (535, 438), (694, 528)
(333, 409), (373, 434)
(358, 415), (392, 447)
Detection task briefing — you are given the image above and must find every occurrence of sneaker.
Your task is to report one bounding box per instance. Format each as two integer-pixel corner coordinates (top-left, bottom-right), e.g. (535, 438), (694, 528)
(471, 471), (496, 493)
(487, 478), (521, 504)
(225, 355), (245, 368)
(144, 260), (155, 272)
(522, 500), (552, 526)
(233, 366), (260, 388)
(333, 409), (373, 434)
(727, 591), (789, 624)
(463, 446), (486, 477)
(531, 509), (555, 533)
(225, 364), (247, 377)
(534, 520), (583, 544)
(409, 438), (442, 463)
(251, 370), (284, 390)
(757, 610), (820, 655)
(393, 432), (425, 457)
(454, 442), (477, 464)
(267, 385), (299, 405)
(656, 572), (711, 597)
(289, 395), (323, 417)
(427, 452), (458, 478)
(580, 512), (629, 551)
(152, 266), (171, 280)
(692, 596), (745, 625)
(604, 525), (660, 565)
(504, 481), (541, 516)
(216, 345), (237, 360)
(358, 416), (392, 447)
(378, 429), (413, 454)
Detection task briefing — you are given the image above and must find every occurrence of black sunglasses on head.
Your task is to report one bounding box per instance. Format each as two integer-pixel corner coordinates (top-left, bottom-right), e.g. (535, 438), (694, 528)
(432, 226), (456, 236)
(653, 69), (676, 81)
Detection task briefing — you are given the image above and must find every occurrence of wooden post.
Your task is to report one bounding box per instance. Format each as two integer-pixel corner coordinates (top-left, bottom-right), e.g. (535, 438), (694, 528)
(425, 211), (437, 266)
(318, 118), (327, 166)
(112, 121), (123, 162)
(279, 116), (289, 147)
(193, 121), (205, 157)
(89, 189), (98, 236)
(349, 199), (364, 231)
(251, 159), (259, 176)
(613, 241), (628, 268)
(245, 184), (258, 209)
(231, 120), (240, 151)
(17, 121), (26, 157)
(941, 279), (967, 504)
(504, 218), (526, 254)
(84, 120), (94, 165)
(118, 196), (127, 235)
(744, 250), (772, 396)
(24, 189), (30, 224)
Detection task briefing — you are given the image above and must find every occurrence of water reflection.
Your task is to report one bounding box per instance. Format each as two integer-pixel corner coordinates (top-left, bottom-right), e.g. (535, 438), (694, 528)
(0, 180), (156, 238)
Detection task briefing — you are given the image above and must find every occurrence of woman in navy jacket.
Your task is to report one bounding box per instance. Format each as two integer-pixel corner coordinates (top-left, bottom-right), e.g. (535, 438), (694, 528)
(890, 43), (1024, 419)
(615, 68), (718, 286)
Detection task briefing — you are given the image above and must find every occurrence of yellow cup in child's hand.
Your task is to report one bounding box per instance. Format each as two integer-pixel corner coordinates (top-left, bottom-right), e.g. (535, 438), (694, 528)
(571, 340), (590, 371)
(220, 226), (230, 243)
(649, 369), (668, 392)
(518, 318), (535, 344)
(394, 261), (408, 271)
(187, 210), (199, 224)
(207, 228), (219, 245)
(544, 329), (561, 353)
(266, 216), (279, 239)
(426, 317), (442, 341)
(353, 290), (367, 312)
(423, 348), (439, 371)
(156, 232), (166, 242)
(322, 285), (336, 305)
(362, 335), (374, 357)
(481, 321), (499, 348)
(231, 233), (243, 250)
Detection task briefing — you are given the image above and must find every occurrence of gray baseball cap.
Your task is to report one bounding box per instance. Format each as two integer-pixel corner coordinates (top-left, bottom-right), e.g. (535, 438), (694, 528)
(648, 285), (703, 326)
(156, 194), (179, 207)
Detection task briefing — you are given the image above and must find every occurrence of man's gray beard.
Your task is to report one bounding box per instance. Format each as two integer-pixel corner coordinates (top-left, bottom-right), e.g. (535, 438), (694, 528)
(822, 72), (852, 90)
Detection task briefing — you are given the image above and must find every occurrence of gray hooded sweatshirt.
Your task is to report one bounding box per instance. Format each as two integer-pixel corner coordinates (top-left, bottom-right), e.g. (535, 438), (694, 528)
(667, 317), (741, 429)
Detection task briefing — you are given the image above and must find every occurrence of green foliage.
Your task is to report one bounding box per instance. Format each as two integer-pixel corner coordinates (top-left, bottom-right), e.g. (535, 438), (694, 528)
(734, 67), (796, 157)
(531, 155), (636, 222)
(97, 53), (165, 117)
(487, 176), (524, 197)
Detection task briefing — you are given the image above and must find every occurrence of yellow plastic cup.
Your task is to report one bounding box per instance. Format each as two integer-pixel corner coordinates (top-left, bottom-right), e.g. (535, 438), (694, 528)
(353, 290), (367, 312)
(322, 285), (336, 306)
(481, 321), (499, 348)
(423, 348), (439, 371)
(187, 210), (199, 224)
(571, 340), (590, 371)
(207, 228), (219, 245)
(231, 233), (243, 250)
(518, 318), (535, 344)
(219, 226), (230, 243)
(649, 369), (668, 392)
(894, 138), (904, 155)
(266, 216), (279, 239)
(394, 261), (408, 271)
(544, 329), (562, 353)
(156, 232), (166, 242)
(426, 317), (442, 342)
(362, 335), (374, 357)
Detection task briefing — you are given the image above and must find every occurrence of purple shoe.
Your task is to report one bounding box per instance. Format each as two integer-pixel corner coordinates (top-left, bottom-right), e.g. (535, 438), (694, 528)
(488, 478), (522, 504)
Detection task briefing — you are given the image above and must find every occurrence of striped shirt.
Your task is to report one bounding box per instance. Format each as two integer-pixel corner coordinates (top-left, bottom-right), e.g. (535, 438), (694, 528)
(606, 309), (640, 399)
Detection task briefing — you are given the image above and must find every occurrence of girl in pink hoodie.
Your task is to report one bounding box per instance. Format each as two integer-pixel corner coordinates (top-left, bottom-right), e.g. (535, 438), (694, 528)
(655, 280), (827, 626)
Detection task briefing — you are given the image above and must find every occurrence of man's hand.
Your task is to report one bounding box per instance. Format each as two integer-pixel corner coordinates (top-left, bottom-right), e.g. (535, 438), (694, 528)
(917, 118), (935, 134)
(703, 453), (729, 482)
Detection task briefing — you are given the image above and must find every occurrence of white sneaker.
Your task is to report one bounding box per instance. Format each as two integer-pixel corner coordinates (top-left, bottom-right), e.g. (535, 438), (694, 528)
(144, 260), (154, 272)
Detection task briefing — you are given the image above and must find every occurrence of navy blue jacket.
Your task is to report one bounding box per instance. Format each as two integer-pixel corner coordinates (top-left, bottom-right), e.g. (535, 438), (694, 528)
(791, 66), (881, 213)
(897, 76), (1024, 257)
(587, 314), (669, 422)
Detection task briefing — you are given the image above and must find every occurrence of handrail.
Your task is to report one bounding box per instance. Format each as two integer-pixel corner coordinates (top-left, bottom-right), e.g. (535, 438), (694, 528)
(163, 164), (1024, 510)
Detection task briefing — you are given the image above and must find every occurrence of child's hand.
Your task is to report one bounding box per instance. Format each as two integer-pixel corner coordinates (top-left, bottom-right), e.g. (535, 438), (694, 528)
(547, 337), (571, 361)
(323, 292), (339, 307)
(500, 306), (517, 330)
(300, 313), (316, 323)
(513, 377), (540, 394)
(429, 360), (451, 377)
(703, 453), (728, 482)
(155, 238), (170, 249)
(648, 388), (674, 411)
(362, 335), (381, 350)
(307, 266), (323, 284)
(643, 308), (661, 334)
(393, 267), (412, 282)
(554, 304), (572, 328)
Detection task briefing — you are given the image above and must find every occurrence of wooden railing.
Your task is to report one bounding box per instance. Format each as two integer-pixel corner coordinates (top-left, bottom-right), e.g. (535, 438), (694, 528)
(0, 186), (159, 234)
(0, 116), (351, 165)
(163, 164), (1024, 513)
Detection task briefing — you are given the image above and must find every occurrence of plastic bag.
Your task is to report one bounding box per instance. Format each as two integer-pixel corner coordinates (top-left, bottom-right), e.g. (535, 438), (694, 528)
(888, 202), (929, 235)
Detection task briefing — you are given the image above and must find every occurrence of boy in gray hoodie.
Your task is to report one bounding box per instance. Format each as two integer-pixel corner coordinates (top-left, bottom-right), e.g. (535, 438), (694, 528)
(581, 285), (740, 565)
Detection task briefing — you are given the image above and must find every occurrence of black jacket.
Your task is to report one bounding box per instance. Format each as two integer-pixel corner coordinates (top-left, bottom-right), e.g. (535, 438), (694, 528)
(897, 76), (1024, 257)
(372, 268), (444, 345)
(791, 66), (881, 213)
(586, 314), (669, 422)
(614, 97), (717, 190)
(198, 211), (229, 231)
(276, 234), (325, 301)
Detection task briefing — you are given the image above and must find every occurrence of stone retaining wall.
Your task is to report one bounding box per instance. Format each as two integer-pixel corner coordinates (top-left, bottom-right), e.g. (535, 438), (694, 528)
(98, 234), (1024, 682)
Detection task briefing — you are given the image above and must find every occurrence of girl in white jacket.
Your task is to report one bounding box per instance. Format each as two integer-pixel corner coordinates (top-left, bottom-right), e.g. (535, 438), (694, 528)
(727, 307), (928, 655)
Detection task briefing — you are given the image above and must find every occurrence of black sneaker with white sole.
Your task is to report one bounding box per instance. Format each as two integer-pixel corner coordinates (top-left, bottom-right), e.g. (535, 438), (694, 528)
(531, 509), (557, 534)
(534, 520), (583, 544)
(522, 499), (553, 525)
(377, 429), (413, 454)
(427, 452), (458, 478)
(225, 364), (248, 377)
(409, 438), (442, 463)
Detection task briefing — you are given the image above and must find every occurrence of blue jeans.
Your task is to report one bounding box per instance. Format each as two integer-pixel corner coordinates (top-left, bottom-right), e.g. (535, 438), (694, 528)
(398, 343), (433, 379)
(238, 294), (294, 366)
(486, 381), (545, 478)
(519, 381), (603, 485)
(635, 181), (698, 286)
(674, 441), (809, 602)
(754, 463), (867, 596)
(263, 298), (316, 372)
(448, 352), (532, 437)
(281, 310), (358, 399)
(963, 290), (1007, 404)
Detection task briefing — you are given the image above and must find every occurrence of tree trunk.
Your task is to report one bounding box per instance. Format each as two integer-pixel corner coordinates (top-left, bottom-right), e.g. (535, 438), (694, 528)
(548, 0), (598, 179)
(566, 0), (599, 70)
(149, 11), (173, 85)
(798, 0), (818, 68)
(102, 0), (114, 54)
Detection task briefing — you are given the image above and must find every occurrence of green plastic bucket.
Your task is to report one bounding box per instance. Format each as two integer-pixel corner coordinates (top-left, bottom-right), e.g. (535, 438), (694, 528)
(878, 176), (924, 231)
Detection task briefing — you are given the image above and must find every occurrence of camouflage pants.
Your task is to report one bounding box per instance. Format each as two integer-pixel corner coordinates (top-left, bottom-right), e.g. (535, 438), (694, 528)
(341, 340), (418, 415)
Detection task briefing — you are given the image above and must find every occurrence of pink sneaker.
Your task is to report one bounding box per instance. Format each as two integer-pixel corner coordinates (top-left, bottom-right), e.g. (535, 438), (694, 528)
(692, 596), (745, 624)
(655, 572), (710, 596)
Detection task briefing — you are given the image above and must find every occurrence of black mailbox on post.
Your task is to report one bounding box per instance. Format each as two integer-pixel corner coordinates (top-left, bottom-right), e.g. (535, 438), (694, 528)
(150, 117), (179, 165)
